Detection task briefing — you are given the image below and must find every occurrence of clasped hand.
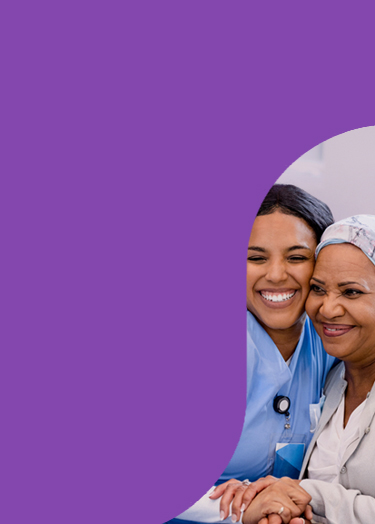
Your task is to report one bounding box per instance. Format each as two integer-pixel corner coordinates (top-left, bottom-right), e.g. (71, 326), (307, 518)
(209, 476), (312, 524)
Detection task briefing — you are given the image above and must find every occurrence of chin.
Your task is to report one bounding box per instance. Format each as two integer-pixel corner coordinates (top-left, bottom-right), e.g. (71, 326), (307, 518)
(260, 316), (300, 331)
(264, 310), (302, 327)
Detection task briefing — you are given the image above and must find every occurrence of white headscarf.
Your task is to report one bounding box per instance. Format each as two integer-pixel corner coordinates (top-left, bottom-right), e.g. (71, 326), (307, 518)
(316, 215), (375, 265)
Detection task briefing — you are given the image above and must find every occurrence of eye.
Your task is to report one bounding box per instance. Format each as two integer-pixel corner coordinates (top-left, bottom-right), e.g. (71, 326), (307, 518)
(310, 284), (325, 294)
(247, 256), (266, 263)
(288, 255), (309, 262)
(343, 288), (363, 298)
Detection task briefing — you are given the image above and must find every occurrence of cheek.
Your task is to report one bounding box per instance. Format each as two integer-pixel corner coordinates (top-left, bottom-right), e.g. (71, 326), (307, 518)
(298, 266), (315, 295)
(246, 268), (258, 292)
(305, 294), (319, 318)
(246, 277), (253, 295)
(246, 278), (255, 308)
(360, 304), (375, 326)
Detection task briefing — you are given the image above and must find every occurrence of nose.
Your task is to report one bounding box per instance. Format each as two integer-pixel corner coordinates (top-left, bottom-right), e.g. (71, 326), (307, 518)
(265, 259), (288, 283)
(318, 293), (345, 319)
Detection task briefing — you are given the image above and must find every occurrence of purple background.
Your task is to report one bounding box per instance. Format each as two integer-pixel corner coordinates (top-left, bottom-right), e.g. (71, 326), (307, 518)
(1, 2), (374, 523)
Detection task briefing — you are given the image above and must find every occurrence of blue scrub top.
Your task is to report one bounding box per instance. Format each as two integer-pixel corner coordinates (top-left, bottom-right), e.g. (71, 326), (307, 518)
(166, 311), (335, 524)
(219, 310), (335, 482)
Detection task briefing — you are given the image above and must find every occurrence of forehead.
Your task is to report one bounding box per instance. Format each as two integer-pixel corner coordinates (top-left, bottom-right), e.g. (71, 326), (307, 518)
(314, 243), (375, 282)
(248, 212), (316, 248)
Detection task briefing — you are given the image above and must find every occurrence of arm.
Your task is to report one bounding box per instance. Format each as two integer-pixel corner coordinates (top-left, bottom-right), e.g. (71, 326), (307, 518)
(300, 479), (375, 524)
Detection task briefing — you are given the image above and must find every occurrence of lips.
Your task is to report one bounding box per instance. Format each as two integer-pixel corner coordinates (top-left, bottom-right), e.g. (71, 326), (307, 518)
(322, 323), (355, 337)
(260, 290), (296, 303)
(257, 289), (298, 309)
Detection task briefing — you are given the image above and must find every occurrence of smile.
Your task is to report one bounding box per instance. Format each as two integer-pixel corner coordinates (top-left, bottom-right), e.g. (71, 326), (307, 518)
(260, 291), (296, 303)
(322, 323), (355, 337)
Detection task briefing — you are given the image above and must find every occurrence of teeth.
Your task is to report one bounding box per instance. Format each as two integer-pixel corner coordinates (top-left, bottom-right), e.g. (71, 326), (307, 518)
(261, 291), (295, 303)
(326, 327), (340, 331)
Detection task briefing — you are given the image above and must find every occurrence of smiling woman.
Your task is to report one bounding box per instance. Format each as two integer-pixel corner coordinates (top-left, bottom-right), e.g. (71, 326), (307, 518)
(210, 188), (336, 518)
(307, 242), (375, 367)
(170, 185), (336, 524)
(246, 212), (316, 361)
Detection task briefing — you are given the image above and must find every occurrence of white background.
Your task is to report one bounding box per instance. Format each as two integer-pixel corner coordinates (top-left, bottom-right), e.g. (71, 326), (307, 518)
(277, 126), (375, 221)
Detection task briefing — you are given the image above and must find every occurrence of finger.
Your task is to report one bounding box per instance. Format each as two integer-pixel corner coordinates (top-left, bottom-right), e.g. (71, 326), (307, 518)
(219, 482), (242, 521)
(231, 484), (248, 522)
(240, 476), (278, 511)
(278, 506), (293, 524)
(272, 480), (311, 515)
(267, 515), (283, 524)
(210, 479), (241, 499)
(291, 501), (310, 513)
(289, 489), (311, 516)
(258, 519), (270, 524)
(252, 495), (295, 524)
(290, 518), (312, 524)
(266, 499), (300, 524)
(304, 505), (313, 520)
(281, 500), (306, 524)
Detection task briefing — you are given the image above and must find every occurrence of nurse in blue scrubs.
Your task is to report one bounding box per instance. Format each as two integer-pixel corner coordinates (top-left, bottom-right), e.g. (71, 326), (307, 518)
(169, 184), (336, 524)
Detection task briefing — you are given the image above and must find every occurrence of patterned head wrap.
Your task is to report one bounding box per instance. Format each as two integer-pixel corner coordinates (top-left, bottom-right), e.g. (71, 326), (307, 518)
(316, 215), (375, 266)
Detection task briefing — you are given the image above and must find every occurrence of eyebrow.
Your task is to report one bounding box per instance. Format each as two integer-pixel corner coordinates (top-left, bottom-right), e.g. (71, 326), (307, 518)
(248, 245), (313, 252)
(311, 277), (325, 284)
(338, 281), (362, 287)
(311, 277), (364, 287)
(247, 246), (266, 252)
(287, 245), (313, 252)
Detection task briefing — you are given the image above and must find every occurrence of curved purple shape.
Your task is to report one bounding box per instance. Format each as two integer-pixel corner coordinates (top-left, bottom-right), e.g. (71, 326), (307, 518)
(0, 2), (374, 523)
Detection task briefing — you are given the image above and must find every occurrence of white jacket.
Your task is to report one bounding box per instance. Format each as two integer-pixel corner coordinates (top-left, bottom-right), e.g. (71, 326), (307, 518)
(300, 362), (375, 524)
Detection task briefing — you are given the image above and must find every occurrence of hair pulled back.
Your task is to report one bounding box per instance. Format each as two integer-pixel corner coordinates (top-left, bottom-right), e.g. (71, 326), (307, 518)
(257, 184), (334, 242)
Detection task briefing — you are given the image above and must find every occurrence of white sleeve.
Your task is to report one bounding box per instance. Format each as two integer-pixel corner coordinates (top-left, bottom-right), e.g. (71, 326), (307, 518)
(300, 479), (375, 524)
(177, 487), (236, 523)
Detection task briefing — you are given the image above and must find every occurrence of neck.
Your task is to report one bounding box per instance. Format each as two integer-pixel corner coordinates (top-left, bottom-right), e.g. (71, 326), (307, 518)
(345, 360), (375, 398)
(343, 360), (375, 428)
(259, 315), (306, 361)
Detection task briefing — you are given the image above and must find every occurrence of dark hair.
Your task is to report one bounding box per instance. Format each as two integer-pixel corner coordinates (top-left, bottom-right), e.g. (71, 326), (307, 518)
(257, 184), (334, 242)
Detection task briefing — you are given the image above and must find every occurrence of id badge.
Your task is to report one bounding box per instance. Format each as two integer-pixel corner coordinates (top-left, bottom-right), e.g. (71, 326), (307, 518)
(272, 443), (305, 479)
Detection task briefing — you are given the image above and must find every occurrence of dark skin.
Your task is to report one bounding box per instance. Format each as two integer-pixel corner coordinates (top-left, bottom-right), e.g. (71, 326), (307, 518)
(343, 365), (375, 427)
(260, 321), (304, 362)
(211, 213), (318, 522)
(241, 478), (312, 524)
(246, 212), (317, 362)
(306, 245), (375, 428)
(213, 244), (375, 523)
(211, 476), (312, 524)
